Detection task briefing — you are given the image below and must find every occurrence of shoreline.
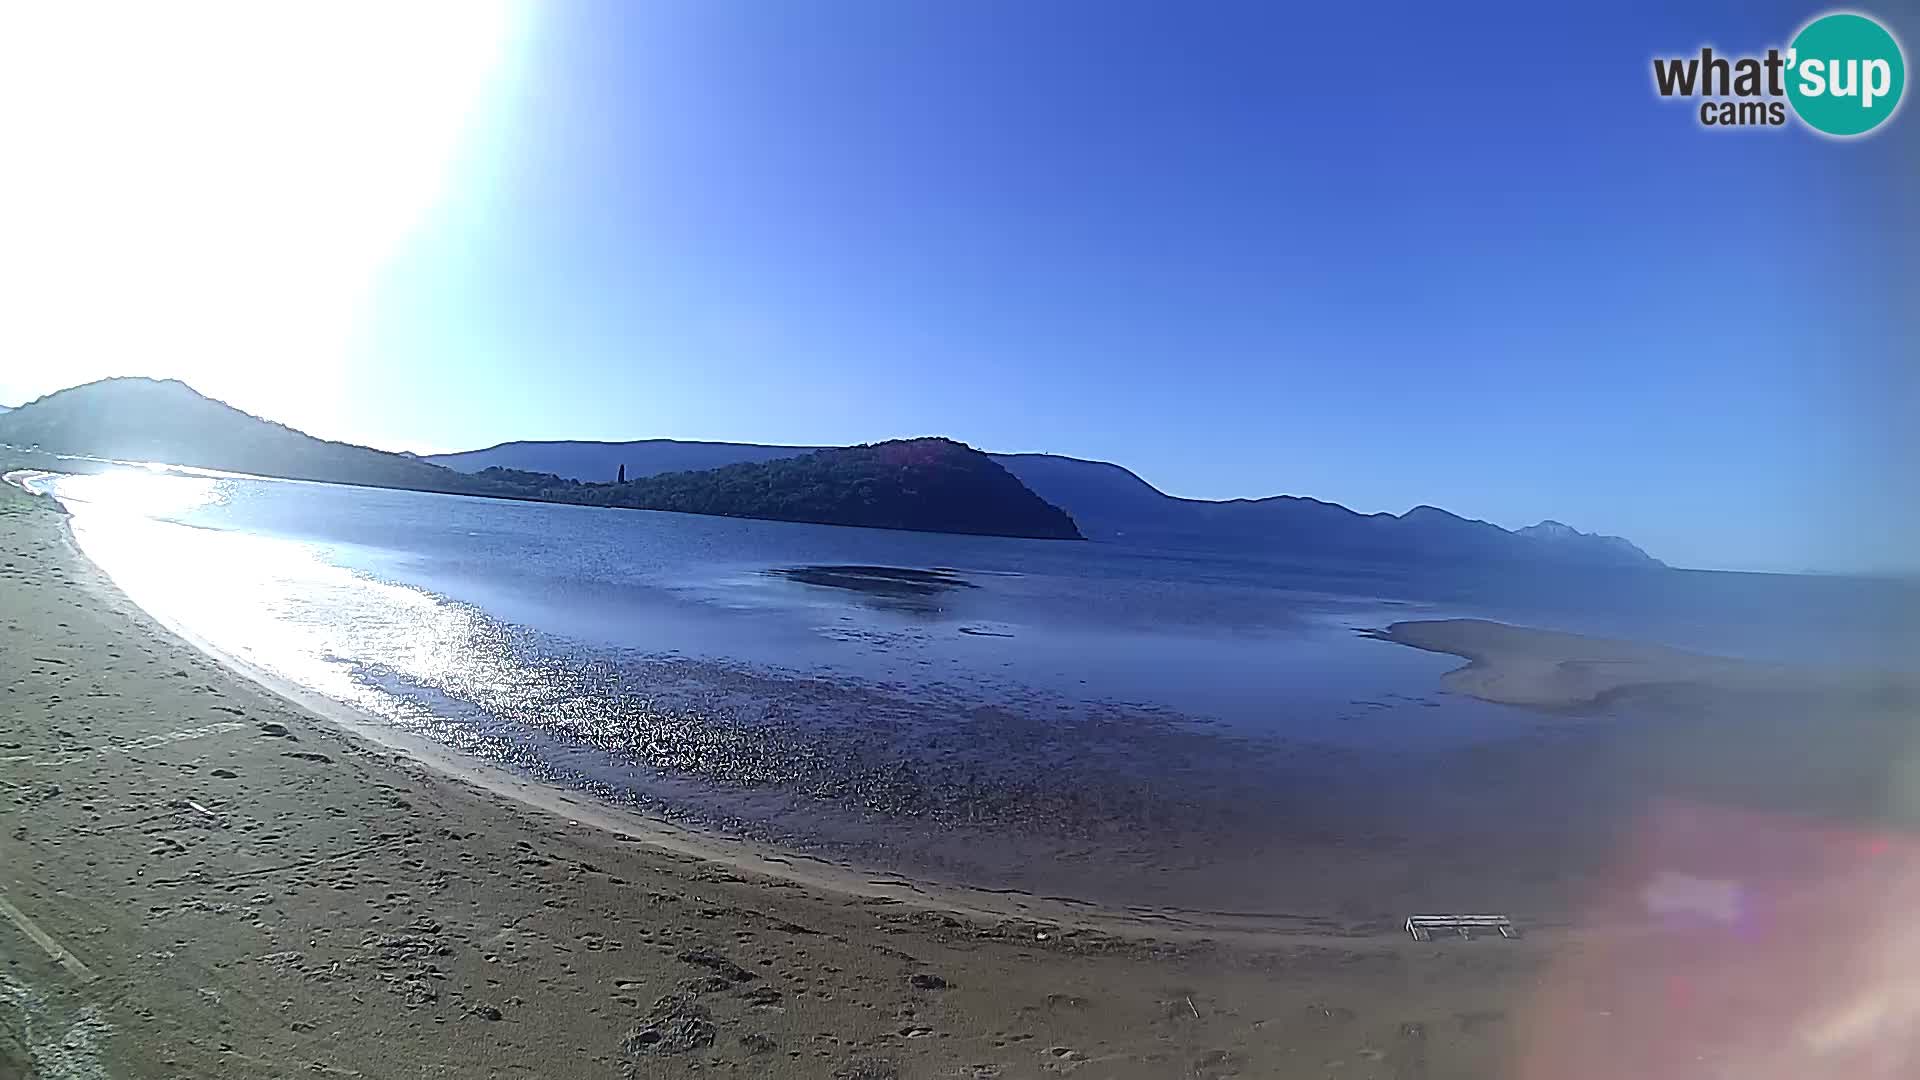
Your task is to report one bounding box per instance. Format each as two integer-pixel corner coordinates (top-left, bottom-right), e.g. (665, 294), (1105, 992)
(15, 466), (1408, 945)
(147, 561), (1379, 949)
(11, 470), (1916, 1076)
(18, 464), (1636, 932)
(20, 463), (1895, 921)
(18, 463), (1881, 934)
(1, 469), (1538, 1078)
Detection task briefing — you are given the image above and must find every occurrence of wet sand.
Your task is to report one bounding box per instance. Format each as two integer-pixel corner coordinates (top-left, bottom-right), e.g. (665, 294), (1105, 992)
(9, 472), (1920, 1077)
(1359, 619), (1889, 709)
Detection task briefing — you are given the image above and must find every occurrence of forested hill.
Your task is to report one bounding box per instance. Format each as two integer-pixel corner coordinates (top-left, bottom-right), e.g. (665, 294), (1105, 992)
(0, 380), (1081, 540)
(561, 439), (1083, 539)
(434, 436), (1660, 567)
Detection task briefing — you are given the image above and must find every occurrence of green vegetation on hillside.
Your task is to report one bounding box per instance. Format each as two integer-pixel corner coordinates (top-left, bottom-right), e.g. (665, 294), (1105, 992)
(564, 439), (1083, 539)
(0, 380), (1082, 541)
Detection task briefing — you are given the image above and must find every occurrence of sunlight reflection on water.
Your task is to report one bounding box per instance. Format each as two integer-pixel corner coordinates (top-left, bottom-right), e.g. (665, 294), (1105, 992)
(35, 466), (229, 520)
(57, 478), (497, 738)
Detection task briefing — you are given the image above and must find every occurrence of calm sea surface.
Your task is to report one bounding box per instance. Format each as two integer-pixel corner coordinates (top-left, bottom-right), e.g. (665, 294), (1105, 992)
(24, 466), (1917, 914)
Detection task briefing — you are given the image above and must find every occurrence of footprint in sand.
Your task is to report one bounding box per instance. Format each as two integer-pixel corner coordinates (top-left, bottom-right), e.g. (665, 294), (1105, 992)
(1039, 1047), (1090, 1074)
(740, 1032), (778, 1056)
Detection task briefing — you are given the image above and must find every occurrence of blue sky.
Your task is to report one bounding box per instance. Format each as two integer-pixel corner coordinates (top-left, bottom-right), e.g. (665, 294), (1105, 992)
(3, 2), (1913, 572)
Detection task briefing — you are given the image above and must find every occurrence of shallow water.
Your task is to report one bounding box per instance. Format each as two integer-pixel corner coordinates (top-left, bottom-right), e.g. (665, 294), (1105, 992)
(23, 465), (1918, 913)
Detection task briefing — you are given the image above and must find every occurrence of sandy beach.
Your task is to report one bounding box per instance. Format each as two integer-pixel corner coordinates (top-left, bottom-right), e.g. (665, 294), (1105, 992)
(8, 475), (1920, 1078)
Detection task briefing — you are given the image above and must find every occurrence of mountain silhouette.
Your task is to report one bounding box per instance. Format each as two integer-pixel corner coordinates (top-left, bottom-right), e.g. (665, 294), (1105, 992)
(0, 379), (1081, 541)
(431, 439), (1661, 567)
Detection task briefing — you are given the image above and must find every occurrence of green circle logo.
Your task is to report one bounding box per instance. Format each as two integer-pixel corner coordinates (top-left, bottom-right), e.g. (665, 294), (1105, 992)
(1787, 12), (1906, 136)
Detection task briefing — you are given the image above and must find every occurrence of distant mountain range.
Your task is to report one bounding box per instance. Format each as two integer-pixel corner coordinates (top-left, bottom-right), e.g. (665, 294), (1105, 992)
(429, 439), (1661, 567)
(2, 379), (495, 495)
(0, 379), (1080, 540)
(1, 378), (1658, 564)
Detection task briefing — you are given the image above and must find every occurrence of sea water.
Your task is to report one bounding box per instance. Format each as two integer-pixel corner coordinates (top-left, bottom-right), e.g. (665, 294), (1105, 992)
(24, 466), (1916, 914)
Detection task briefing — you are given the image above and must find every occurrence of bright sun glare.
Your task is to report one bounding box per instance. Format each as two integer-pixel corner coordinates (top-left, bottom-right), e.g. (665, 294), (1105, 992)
(0, 2), (521, 432)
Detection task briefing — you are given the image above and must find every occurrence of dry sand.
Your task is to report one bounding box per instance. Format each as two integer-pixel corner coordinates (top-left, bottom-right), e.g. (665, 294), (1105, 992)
(0, 480), (1538, 1077)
